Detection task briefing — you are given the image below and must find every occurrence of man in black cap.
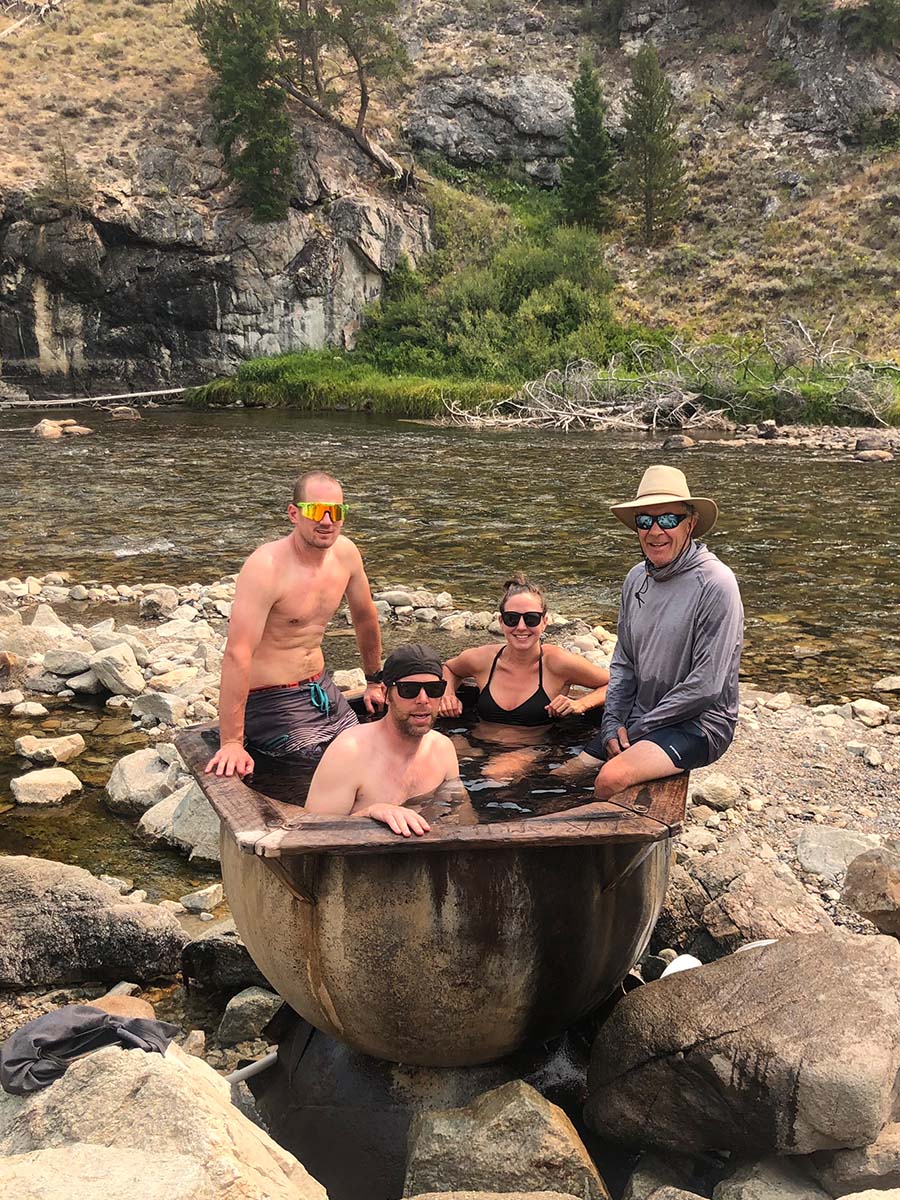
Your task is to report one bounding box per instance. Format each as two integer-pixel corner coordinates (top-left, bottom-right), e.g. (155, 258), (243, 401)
(305, 643), (460, 837)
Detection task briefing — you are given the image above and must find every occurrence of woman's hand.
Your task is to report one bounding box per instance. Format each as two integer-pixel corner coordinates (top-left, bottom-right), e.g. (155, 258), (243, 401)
(365, 804), (431, 837)
(439, 691), (463, 718)
(545, 694), (583, 719)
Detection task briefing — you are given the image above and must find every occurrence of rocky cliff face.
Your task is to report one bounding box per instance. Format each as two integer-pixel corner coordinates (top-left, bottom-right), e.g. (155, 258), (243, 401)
(0, 122), (430, 389)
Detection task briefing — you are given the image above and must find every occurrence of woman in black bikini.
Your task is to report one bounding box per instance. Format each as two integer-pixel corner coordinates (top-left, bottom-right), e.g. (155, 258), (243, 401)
(439, 574), (609, 727)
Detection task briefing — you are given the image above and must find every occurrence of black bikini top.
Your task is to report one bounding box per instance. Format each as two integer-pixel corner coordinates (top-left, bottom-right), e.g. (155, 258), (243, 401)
(476, 647), (552, 727)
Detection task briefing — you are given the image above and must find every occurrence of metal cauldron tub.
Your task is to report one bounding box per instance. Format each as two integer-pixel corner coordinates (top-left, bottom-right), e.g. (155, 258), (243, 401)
(177, 725), (686, 1068)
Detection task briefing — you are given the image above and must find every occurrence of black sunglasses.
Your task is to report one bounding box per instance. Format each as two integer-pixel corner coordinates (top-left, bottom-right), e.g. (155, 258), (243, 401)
(635, 512), (690, 531)
(500, 610), (544, 628)
(393, 679), (447, 700)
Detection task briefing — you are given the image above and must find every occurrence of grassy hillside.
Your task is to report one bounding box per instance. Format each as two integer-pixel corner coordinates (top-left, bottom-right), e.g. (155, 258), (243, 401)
(2, 0), (900, 364)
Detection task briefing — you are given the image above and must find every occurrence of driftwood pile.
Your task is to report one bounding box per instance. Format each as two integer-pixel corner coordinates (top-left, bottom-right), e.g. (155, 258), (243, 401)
(442, 319), (899, 432)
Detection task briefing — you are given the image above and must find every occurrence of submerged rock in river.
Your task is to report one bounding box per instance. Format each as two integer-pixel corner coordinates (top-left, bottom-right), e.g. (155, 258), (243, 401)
(586, 932), (900, 1155)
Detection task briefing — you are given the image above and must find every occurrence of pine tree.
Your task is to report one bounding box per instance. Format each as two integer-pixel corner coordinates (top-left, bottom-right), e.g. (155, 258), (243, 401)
(189, 0), (295, 221)
(620, 44), (685, 246)
(559, 58), (616, 231)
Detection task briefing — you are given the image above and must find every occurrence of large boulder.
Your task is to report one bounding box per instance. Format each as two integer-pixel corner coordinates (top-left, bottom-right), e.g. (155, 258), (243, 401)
(407, 73), (573, 184)
(182, 919), (271, 992)
(0, 856), (188, 987)
(105, 747), (182, 815)
(586, 933), (900, 1155)
(841, 848), (900, 936)
(405, 1080), (609, 1200)
(0, 1043), (327, 1200)
(691, 839), (834, 953)
(138, 780), (220, 864)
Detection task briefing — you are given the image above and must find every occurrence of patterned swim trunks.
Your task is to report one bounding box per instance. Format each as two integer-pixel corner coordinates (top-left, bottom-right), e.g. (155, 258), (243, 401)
(243, 670), (358, 762)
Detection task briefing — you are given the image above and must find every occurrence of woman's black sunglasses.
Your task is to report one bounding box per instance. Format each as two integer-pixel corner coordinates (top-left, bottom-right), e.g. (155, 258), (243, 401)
(393, 680), (447, 699)
(635, 512), (690, 531)
(500, 610), (544, 628)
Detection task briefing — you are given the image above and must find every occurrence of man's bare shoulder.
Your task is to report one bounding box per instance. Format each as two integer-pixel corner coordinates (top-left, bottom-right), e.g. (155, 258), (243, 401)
(332, 534), (364, 569)
(239, 536), (291, 579)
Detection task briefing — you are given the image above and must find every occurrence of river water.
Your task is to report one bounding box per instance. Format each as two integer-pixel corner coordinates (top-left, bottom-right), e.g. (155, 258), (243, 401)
(2, 406), (898, 698)
(1, 405), (897, 897)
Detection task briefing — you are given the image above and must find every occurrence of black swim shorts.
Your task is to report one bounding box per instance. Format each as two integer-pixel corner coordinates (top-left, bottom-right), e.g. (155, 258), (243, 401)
(582, 721), (710, 771)
(244, 670), (358, 762)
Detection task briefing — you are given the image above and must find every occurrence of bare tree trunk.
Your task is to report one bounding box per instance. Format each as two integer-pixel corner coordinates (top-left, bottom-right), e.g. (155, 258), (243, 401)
(279, 75), (414, 188)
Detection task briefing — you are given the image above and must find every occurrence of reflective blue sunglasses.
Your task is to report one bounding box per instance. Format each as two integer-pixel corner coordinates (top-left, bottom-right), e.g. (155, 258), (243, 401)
(635, 512), (690, 531)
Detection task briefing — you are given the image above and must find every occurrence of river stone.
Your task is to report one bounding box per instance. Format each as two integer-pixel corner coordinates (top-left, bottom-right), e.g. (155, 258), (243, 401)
(139, 587), (180, 618)
(139, 780), (220, 864)
(690, 772), (742, 810)
(333, 667), (365, 691)
(217, 986), (284, 1046)
(90, 629), (151, 666)
(10, 768), (82, 805)
(795, 827), (883, 880)
(438, 613), (467, 634)
(155, 617), (215, 641)
(621, 1152), (697, 1200)
(42, 646), (93, 676)
(851, 699), (891, 727)
(376, 590), (415, 607)
(874, 676), (900, 693)
(180, 882), (224, 913)
(691, 838), (835, 952)
(182, 919), (271, 991)
(13, 733), (86, 765)
(105, 747), (181, 815)
(841, 847), (900, 936)
(712, 1157), (831, 1200)
(408, 1195), (581, 1200)
(0, 1043), (326, 1200)
(404, 1080), (609, 1200)
(27, 604), (73, 639)
(812, 1122), (900, 1194)
(586, 932), (900, 1155)
(150, 666), (199, 692)
(67, 668), (104, 694)
(10, 700), (48, 717)
(855, 450), (893, 462)
(90, 643), (145, 696)
(131, 691), (189, 725)
(0, 855), (187, 986)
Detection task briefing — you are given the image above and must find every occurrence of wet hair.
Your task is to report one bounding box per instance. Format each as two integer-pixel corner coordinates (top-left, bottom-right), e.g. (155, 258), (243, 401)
(499, 572), (546, 614)
(292, 470), (342, 504)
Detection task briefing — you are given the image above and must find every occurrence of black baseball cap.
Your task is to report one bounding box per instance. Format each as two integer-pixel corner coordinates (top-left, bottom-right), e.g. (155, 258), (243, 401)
(382, 643), (443, 687)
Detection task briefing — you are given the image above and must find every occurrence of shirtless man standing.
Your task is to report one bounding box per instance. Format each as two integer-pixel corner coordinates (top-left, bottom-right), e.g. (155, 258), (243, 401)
(206, 470), (384, 778)
(306, 643), (460, 837)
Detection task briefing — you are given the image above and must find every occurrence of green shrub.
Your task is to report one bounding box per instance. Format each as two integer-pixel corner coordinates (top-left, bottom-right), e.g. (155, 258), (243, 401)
(841, 0), (900, 52)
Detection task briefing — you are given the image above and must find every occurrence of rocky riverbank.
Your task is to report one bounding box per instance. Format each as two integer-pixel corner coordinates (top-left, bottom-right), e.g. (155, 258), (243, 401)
(2, 570), (900, 1198)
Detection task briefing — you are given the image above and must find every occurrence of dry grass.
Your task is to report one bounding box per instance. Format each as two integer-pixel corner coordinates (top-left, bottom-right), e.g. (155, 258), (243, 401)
(1, 0), (899, 353)
(0, 0), (209, 188)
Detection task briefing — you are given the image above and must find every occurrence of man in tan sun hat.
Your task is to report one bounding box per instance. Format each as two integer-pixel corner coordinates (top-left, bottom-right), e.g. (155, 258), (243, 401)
(577, 464), (744, 798)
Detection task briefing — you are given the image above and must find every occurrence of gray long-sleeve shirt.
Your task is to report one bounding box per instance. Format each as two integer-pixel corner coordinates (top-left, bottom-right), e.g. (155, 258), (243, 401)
(599, 541), (744, 763)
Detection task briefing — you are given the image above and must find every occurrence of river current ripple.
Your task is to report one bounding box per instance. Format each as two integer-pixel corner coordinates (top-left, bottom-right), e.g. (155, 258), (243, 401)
(1, 407), (898, 701)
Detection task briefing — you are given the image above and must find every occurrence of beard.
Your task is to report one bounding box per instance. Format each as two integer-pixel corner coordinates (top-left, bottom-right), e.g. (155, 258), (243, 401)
(392, 709), (435, 739)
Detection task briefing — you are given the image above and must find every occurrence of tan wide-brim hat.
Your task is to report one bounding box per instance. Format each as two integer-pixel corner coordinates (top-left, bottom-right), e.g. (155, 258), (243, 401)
(610, 465), (718, 536)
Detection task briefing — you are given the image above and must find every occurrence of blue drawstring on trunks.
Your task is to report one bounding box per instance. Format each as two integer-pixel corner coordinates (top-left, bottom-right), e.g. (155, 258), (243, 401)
(309, 681), (331, 716)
